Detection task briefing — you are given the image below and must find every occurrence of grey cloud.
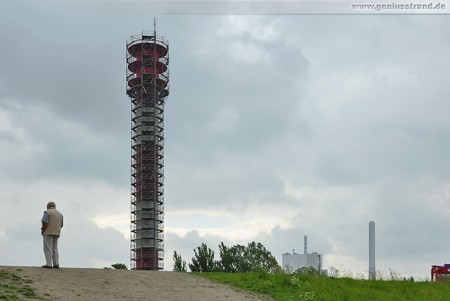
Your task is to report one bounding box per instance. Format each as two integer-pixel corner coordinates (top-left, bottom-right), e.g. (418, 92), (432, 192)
(61, 220), (129, 268)
(0, 3), (449, 279)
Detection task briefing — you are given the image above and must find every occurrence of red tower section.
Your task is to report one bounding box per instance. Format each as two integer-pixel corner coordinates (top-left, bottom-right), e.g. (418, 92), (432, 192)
(126, 32), (169, 270)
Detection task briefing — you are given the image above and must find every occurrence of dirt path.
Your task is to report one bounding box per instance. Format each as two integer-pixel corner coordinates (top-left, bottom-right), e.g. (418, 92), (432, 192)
(2, 266), (270, 301)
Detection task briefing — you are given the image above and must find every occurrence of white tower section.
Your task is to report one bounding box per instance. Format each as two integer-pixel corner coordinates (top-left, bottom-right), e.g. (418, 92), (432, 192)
(369, 221), (376, 280)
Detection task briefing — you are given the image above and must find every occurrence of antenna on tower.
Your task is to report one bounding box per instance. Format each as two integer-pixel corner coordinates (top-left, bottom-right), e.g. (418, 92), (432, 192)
(154, 17), (157, 36)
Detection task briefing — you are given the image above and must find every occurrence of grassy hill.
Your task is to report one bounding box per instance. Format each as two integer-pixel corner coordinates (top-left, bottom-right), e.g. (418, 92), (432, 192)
(1, 268), (39, 300)
(199, 271), (450, 301)
(3, 267), (450, 301)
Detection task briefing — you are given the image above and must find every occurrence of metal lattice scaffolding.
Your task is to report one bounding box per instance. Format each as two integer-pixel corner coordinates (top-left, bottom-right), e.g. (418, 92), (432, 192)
(126, 31), (169, 270)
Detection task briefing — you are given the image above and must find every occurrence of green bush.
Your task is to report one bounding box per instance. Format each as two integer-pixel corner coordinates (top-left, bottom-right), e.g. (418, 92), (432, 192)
(179, 241), (280, 273)
(111, 263), (127, 270)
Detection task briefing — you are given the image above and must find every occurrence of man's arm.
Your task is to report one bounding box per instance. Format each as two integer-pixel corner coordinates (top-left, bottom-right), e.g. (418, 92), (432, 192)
(41, 222), (48, 236)
(41, 211), (49, 236)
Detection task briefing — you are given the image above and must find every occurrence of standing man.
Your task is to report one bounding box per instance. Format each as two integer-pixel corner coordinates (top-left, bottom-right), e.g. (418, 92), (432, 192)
(41, 201), (64, 268)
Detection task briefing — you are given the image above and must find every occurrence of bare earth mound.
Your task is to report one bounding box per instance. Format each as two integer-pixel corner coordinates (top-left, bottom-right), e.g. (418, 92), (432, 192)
(1, 266), (269, 301)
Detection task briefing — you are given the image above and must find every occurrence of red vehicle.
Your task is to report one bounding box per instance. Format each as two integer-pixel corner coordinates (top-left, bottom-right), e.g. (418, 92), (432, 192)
(431, 264), (450, 282)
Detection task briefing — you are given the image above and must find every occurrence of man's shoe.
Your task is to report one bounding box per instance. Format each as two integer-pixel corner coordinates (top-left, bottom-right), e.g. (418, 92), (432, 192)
(41, 265), (52, 268)
(53, 265), (59, 269)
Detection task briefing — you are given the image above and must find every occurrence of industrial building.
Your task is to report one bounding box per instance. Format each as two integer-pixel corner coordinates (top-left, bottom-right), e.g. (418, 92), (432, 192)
(126, 30), (169, 270)
(282, 236), (326, 274)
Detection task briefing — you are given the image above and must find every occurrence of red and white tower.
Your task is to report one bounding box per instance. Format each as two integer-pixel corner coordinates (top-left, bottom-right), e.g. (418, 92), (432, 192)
(126, 30), (169, 270)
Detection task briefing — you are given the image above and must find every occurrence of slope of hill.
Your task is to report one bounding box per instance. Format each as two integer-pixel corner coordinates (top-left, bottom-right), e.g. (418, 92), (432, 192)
(0, 266), (268, 301)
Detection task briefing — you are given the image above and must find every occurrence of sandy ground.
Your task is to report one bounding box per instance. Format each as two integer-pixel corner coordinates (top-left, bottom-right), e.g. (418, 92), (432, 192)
(1, 266), (271, 301)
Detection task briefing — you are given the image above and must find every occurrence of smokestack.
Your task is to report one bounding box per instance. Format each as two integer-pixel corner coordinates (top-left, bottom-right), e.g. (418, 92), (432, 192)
(369, 221), (376, 280)
(304, 235), (307, 254)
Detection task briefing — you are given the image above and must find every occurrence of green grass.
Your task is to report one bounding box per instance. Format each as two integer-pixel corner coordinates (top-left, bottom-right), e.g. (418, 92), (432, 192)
(198, 271), (450, 301)
(0, 269), (42, 300)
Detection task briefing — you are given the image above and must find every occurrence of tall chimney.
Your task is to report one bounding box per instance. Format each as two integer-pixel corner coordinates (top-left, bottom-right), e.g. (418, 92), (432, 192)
(304, 235), (307, 254)
(369, 221), (376, 280)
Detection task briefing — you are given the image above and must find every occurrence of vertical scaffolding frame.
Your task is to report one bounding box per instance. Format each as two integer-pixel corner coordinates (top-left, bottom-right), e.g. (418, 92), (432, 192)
(126, 31), (169, 270)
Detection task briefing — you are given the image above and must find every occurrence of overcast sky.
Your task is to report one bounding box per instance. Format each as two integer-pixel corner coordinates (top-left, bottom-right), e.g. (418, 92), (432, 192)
(0, 1), (449, 280)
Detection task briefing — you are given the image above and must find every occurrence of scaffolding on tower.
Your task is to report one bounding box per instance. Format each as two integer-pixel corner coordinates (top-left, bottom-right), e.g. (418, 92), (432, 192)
(126, 30), (169, 270)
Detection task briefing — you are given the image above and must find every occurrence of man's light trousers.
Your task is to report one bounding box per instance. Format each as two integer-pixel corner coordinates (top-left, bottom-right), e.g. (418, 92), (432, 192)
(43, 235), (59, 267)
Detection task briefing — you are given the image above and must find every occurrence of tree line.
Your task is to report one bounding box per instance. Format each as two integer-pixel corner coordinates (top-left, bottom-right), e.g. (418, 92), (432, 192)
(173, 241), (280, 273)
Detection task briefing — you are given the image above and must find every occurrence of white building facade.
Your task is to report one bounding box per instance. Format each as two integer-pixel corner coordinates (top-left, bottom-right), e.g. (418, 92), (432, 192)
(282, 236), (326, 275)
(282, 252), (323, 272)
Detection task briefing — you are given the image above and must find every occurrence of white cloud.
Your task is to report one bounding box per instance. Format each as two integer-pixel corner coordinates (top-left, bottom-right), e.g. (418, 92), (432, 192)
(207, 109), (239, 133)
(228, 40), (269, 63)
(90, 214), (130, 239)
(219, 16), (279, 42)
(166, 202), (297, 242)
